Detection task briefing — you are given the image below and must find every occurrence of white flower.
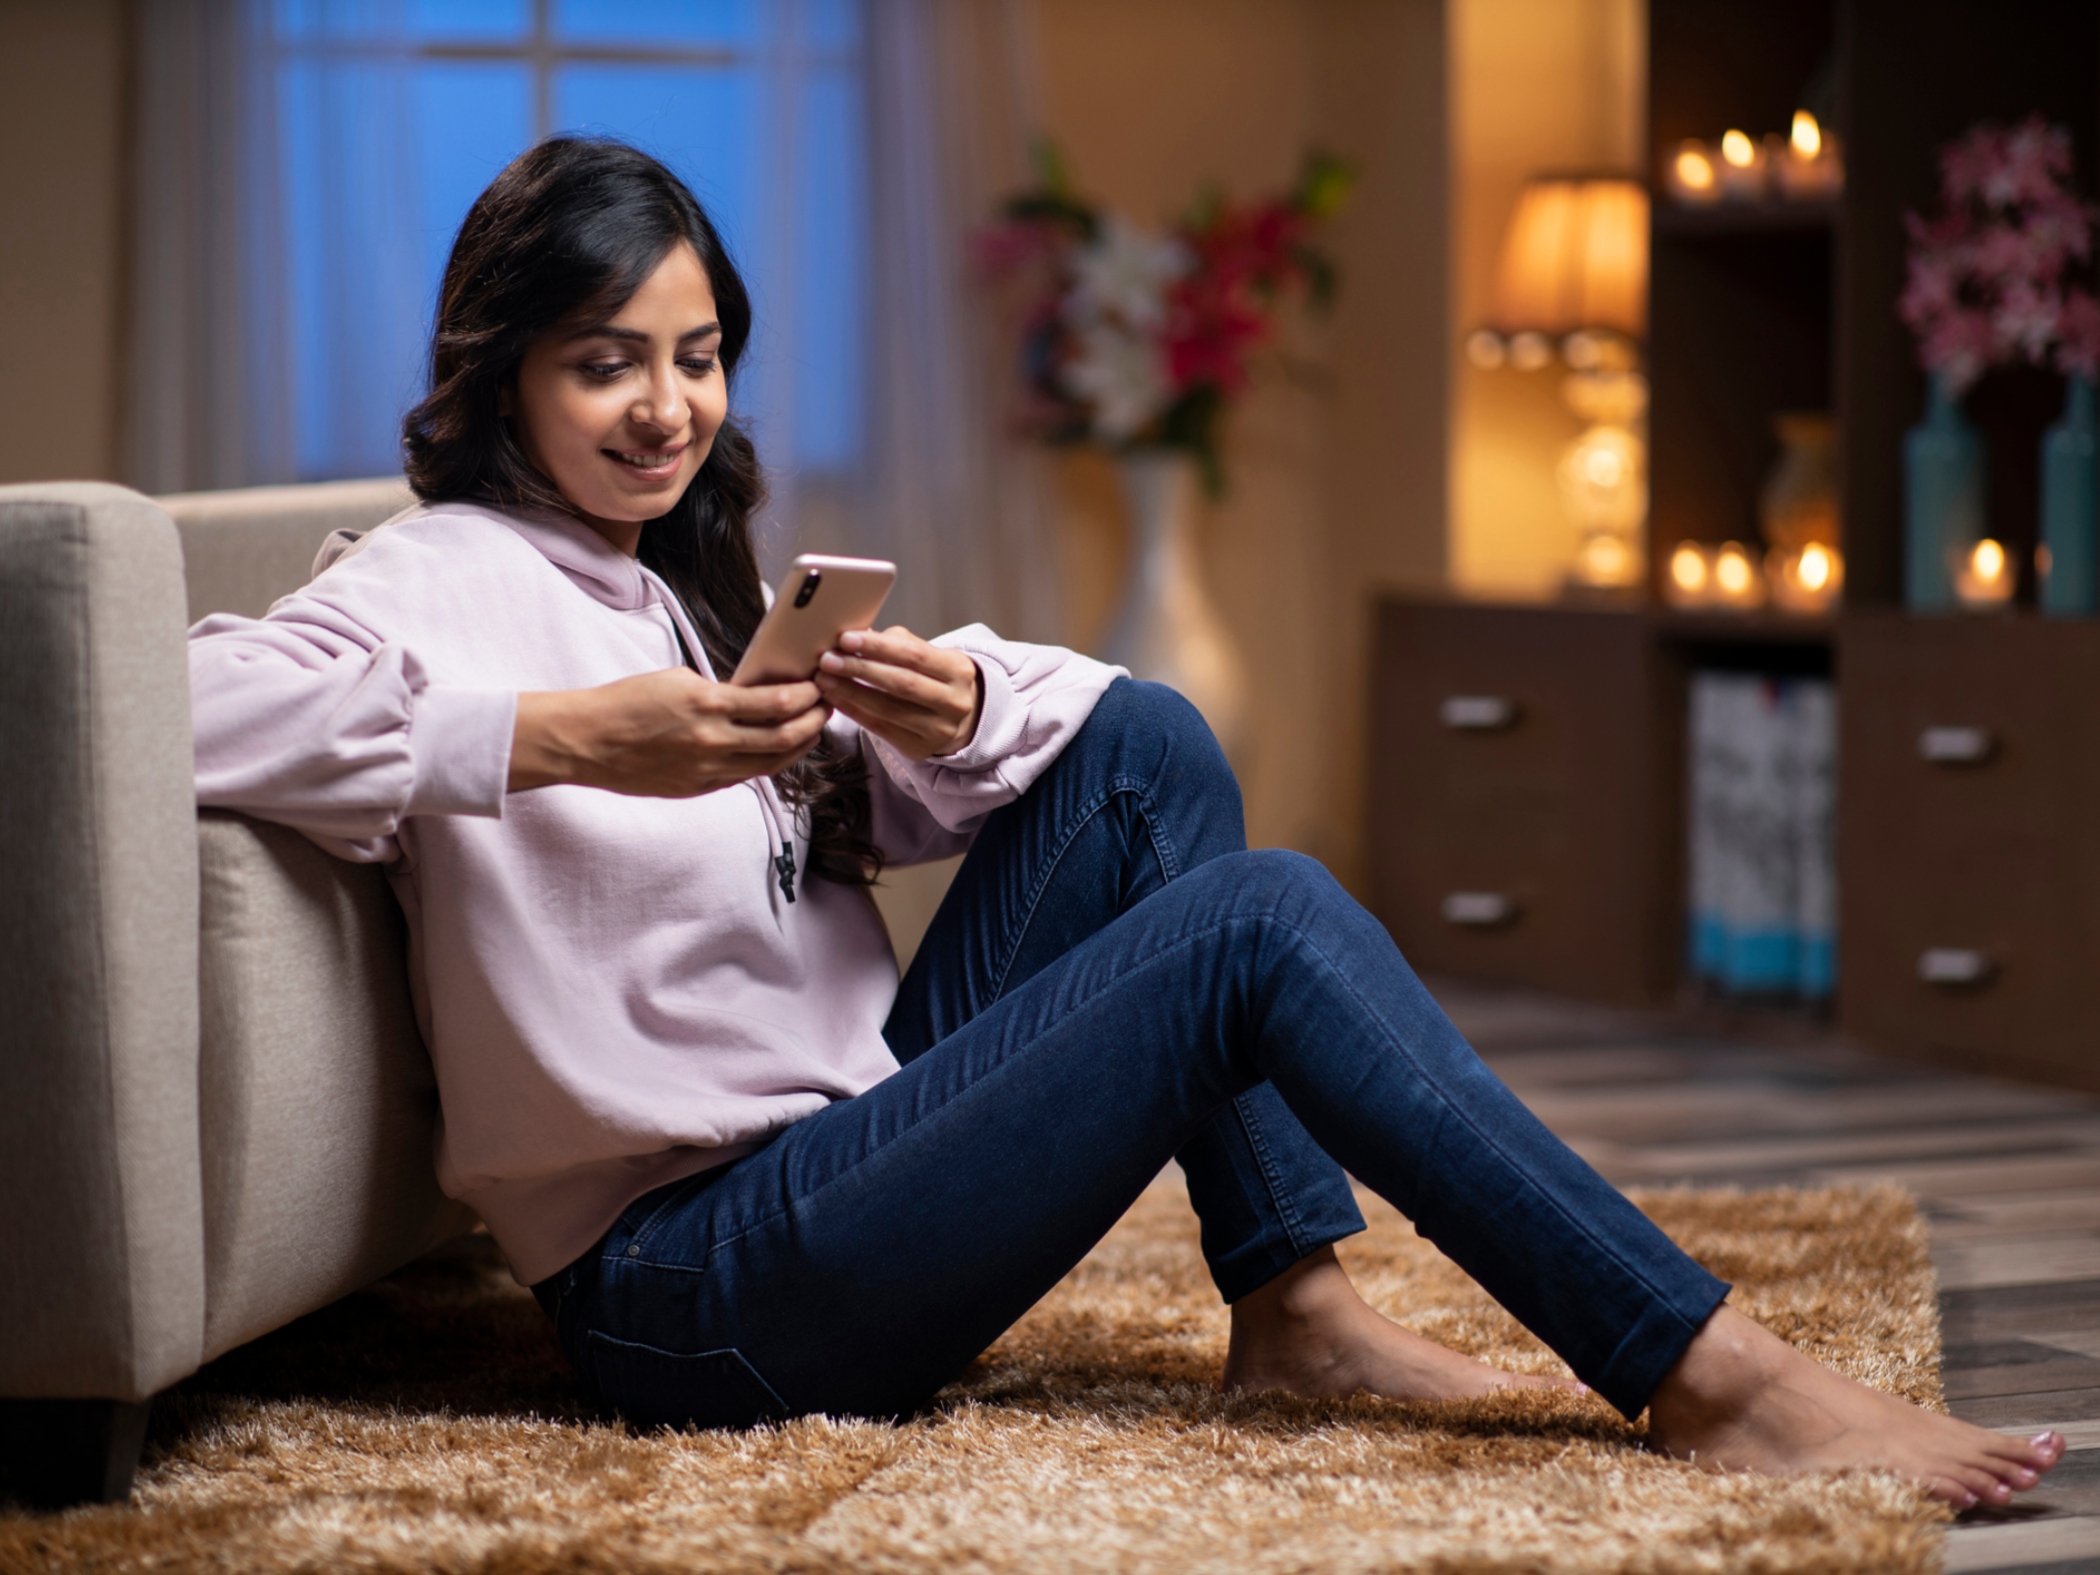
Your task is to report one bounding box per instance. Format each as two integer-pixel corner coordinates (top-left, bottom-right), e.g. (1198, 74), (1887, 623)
(1065, 215), (1191, 332)
(1060, 319), (1172, 442)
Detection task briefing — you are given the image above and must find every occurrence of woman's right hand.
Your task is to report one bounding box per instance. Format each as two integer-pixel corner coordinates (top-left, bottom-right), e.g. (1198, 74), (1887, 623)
(508, 669), (828, 797)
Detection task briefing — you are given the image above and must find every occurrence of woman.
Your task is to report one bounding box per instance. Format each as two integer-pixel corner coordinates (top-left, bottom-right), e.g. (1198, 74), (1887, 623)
(190, 137), (2060, 1509)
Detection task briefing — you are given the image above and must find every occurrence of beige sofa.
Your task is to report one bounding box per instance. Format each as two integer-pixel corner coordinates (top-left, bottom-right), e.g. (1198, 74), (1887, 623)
(0, 478), (476, 1509)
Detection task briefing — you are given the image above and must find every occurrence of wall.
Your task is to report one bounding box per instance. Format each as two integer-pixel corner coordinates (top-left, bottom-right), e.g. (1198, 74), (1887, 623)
(0, 0), (129, 485)
(1030, 0), (1448, 885)
(1447, 0), (1643, 600)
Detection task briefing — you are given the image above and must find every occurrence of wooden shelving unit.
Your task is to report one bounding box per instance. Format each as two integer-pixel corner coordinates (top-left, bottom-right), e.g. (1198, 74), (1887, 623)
(1367, 1), (2100, 1094)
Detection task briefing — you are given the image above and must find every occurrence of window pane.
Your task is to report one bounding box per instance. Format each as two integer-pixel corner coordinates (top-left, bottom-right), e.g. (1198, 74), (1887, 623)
(279, 57), (430, 478)
(804, 0), (860, 52)
(280, 0), (513, 43)
(413, 63), (533, 318)
(793, 64), (864, 469)
(552, 0), (761, 48)
(554, 65), (763, 265)
(408, 0), (531, 40)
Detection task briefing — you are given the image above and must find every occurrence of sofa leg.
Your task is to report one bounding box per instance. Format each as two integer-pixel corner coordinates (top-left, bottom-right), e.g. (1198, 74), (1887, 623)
(0, 1397), (151, 1509)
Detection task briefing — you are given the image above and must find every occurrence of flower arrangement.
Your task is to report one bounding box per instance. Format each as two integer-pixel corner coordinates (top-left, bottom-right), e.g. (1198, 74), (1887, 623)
(975, 146), (1352, 491)
(1900, 117), (2100, 392)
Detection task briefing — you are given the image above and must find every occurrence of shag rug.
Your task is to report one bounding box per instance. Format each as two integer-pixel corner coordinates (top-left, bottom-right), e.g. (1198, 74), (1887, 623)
(1, 1179), (1950, 1574)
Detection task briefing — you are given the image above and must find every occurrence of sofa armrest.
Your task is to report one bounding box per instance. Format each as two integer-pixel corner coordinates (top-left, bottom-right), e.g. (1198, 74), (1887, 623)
(0, 483), (205, 1402)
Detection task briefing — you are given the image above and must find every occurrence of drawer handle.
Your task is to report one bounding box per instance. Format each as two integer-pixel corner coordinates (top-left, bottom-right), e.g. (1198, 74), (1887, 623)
(1918, 726), (1996, 765)
(1918, 948), (1994, 986)
(1442, 891), (1520, 927)
(1440, 695), (1519, 731)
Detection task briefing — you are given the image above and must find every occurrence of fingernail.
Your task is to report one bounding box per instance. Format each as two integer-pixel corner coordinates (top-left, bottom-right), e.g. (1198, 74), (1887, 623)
(838, 630), (863, 650)
(818, 652), (843, 671)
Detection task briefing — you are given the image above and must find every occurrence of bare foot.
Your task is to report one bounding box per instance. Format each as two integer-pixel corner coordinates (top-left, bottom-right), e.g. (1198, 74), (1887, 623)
(1647, 1304), (2066, 1508)
(1220, 1246), (1580, 1402)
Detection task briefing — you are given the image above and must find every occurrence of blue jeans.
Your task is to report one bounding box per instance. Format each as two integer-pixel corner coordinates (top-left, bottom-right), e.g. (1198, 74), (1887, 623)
(536, 681), (1728, 1427)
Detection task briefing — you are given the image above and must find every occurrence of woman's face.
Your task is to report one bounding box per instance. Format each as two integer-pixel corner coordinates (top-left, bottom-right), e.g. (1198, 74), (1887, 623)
(509, 242), (728, 555)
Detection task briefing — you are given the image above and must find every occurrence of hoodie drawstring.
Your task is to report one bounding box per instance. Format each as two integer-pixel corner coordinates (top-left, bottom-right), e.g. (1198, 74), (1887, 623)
(647, 566), (801, 907)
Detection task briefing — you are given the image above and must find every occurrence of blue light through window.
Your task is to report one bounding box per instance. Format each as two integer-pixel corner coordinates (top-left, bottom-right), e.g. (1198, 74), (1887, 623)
(270, 1), (865, 482)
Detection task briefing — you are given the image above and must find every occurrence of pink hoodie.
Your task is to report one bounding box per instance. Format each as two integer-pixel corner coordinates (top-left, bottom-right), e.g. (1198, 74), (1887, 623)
(188, 500), (1121, 1283)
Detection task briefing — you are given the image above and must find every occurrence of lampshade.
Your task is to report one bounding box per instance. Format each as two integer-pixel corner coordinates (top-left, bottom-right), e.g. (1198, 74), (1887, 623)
(1489, 176), (1649, 338)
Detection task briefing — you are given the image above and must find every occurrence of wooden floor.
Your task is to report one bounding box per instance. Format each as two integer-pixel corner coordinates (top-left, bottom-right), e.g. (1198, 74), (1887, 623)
(1432, 979), (2100, 1575)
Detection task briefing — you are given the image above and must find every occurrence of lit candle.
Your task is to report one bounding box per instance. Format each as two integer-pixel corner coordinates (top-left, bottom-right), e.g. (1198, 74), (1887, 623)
(1665, 541), (1713, 607)
(1715, 129), (1767, 202)
(1711, 541), (1767, 608)
(1954, 538), (2015, 608)
(1776, 110), (1843, 201)
(1665, 140), (1721, 206)
(1767, 540), (1844, 613)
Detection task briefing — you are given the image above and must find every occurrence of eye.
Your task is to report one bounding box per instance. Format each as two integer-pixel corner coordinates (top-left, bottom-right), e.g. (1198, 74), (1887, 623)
(580, 360), (628, 382)
(679, 355), (718, 378)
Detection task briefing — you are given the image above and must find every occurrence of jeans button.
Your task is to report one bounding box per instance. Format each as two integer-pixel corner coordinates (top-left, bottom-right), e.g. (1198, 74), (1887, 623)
(626, 1243), (641, 1258)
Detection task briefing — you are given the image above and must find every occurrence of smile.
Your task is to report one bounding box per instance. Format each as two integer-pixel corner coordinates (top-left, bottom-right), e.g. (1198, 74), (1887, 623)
(606, 446), (686, 474)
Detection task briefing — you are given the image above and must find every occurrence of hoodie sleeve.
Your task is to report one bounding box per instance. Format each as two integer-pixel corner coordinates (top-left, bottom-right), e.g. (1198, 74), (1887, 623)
(863, 625), (1124, 862)
(189, 607), (517, 864)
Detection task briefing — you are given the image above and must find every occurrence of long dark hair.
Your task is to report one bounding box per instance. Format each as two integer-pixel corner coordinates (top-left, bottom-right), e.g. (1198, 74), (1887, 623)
(404, 136), (879, 887)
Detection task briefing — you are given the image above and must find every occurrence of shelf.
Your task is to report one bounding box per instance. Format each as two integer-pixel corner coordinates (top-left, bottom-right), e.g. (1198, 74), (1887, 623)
(1649, 609), (1835, 645)
(1654, 200), (1838, 237)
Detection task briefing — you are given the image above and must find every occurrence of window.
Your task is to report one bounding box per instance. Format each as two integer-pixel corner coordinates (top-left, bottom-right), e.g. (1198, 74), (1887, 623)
(269, 0), (866, 482)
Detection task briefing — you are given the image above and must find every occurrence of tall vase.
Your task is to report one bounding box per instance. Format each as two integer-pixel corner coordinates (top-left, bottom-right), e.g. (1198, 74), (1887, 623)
(1904, 373), (1986, 612)
(2040, 373), (2099, 617)
(1100, 449), (1250, 760)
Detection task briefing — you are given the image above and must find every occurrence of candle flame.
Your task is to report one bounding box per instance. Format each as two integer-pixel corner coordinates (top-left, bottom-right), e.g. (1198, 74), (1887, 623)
(1799, 542), (1832, 590)
(1791, 111), (1822, 160)
(1674, 146), (1715, 191)
(1721, 130), (1755, 168)
(1972, 539), (2007, 581)
(1715, 544), (1753, 594)
(1670, 544), (1708, 592)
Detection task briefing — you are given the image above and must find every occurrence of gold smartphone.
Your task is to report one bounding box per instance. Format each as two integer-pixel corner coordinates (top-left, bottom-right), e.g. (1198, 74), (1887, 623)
(730, 554), (898, 686)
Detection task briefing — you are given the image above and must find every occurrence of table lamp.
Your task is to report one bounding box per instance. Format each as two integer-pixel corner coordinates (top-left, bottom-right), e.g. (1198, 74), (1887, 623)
(1471, 175), (1650, 593)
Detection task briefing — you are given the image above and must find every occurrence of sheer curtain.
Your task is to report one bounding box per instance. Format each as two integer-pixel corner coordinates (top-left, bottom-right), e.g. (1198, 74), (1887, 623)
(128, 0), (294, 493)
(126, 0), (1062, 644)
(816, 0), (1062, 642)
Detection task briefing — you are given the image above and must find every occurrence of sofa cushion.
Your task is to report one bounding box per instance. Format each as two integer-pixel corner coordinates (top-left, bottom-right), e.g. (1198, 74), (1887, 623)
(162, 476), (413, 621)
(197, 811), (474, 1361)
(0, 483), (204, 1402)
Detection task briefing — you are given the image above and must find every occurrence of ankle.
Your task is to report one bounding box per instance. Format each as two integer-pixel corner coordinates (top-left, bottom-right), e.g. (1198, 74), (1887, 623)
(1648, 1306), (1782, 1430)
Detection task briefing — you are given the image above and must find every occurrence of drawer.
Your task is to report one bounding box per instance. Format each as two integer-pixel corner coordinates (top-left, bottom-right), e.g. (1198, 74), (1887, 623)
(1839, 615), (2100, 1090)
(1841, 845), (2100, 1085)
(1369, 600), (1675, 1003)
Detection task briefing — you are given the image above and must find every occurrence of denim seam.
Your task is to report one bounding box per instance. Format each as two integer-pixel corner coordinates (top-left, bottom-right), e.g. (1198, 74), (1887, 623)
(986, 774), (1158, 1003)
(1233, 1094), (1311, 1257)
(696, 902), (1699, 1362)
(1268, 925), (1713, 1338)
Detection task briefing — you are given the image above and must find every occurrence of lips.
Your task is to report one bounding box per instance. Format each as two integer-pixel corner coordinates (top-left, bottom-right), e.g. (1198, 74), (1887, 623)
(605, 445), (687, 478)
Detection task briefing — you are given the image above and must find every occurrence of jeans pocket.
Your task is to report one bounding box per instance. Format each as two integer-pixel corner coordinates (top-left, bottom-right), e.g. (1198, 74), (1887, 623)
(585, 1330), (790, 1431)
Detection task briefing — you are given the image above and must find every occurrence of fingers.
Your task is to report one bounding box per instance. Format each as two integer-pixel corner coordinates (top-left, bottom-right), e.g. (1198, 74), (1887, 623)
(706, 678), (823, 721)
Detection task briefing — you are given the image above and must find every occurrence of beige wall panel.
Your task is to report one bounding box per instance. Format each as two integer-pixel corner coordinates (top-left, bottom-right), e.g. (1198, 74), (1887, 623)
(0, 0), (128, 485)
(1449, 0), (1644, 600)
(1031, 0), (1446, 884)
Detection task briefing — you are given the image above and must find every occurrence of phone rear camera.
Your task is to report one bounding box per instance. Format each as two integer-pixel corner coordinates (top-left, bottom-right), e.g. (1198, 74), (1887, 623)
(793, 570), (821, 608)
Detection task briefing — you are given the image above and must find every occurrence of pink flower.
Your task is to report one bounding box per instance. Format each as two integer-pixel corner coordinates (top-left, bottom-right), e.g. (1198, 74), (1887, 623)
(1906, 117), (2096, 384)
(2058, 289), (2100, 379)
(1993, 279), (2062, 363)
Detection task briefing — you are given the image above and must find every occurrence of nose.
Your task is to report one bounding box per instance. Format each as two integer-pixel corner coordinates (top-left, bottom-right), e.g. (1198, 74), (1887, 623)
(632, 359), (688, 436)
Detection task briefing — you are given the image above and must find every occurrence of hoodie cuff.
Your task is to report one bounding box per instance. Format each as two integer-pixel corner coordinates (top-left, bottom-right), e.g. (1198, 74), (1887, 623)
(404, 686), (516, 818)
(927, 655), (1022, 771)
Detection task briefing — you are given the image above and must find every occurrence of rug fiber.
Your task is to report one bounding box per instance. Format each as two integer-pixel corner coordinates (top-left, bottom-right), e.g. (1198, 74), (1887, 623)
(0, 1179), (1950, 1573)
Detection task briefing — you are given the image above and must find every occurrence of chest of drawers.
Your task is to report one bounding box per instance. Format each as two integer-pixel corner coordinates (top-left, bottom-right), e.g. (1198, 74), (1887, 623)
(1837, 615), (2100, 1091)
(1365, 601), (1679, 1005)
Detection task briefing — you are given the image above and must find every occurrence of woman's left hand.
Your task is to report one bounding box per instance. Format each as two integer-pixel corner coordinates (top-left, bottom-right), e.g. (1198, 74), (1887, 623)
(815, 627), (983, 760)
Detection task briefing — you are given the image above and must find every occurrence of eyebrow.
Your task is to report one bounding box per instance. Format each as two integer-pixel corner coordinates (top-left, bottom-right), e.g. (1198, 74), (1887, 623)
(568, 321), (722, 345)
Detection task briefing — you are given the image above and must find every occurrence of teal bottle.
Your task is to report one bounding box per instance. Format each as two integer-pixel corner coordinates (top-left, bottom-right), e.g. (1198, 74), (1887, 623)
(2040, 373), (2099, 616)
(1904, 373), (1986, 611)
